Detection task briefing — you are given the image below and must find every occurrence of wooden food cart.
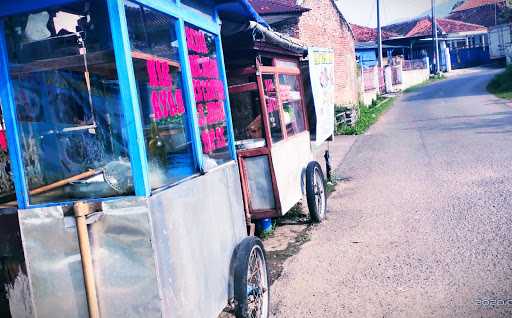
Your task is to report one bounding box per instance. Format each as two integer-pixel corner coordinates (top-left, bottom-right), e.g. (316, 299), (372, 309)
(0, 1), (270, 317)
(224, 23), (328, 224)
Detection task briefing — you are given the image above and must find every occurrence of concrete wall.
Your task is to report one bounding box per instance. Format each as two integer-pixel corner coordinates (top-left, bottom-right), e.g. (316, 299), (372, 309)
(400, 68), (430, 90)
(359, 65), (429, 103)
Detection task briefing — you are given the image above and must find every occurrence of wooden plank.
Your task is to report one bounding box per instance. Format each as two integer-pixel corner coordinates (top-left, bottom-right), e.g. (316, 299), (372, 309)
(259, 65), (300, 75)
(228, 82), (258, 94)
(131, 50), (181, 70)
(10, 50), (115, 75)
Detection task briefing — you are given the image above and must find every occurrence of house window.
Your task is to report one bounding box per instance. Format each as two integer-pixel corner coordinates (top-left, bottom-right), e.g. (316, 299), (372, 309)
(185, 24), (231, 168)
(4, 0), (133, 204)
(125, 1), (197, 190)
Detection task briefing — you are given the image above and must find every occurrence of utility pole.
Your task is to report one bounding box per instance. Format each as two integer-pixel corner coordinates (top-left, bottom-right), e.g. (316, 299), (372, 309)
(432, 0), (440, 74)
(377, 0), (383, 67)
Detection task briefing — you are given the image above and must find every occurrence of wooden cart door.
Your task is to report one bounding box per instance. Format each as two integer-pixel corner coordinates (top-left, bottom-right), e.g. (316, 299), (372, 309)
(228, 65), (281, 220)
(238, 148), (281, 220)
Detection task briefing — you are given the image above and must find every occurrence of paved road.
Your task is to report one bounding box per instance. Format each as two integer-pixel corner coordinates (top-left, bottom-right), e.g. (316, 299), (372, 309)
(270, 67), (512, 318)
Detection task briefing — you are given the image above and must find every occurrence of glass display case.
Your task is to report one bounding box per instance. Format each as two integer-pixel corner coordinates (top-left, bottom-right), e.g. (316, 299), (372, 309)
(228, 53), (316, 220)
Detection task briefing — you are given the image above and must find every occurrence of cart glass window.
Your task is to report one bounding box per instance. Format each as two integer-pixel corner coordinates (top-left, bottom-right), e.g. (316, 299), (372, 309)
(262, 74), (283, 143)
(0, 105), (15, 205)
(274, 59), (299, 69)
(125, 1), (197, 190)
(4, 0), (134, 204)
(229, 80), (266, 150)
(278, 74), (306, 137)
(185, 24), (231, 167)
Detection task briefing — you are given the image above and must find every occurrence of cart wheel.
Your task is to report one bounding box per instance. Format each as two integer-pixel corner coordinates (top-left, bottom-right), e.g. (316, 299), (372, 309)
(306, 161), (327, 223)
(233, 237), (270, 318)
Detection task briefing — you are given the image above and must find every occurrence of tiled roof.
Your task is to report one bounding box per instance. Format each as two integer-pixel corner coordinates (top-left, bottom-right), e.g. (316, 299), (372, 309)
(248, 0), (309, 15)
(448, 0), (511, 26)
(451, 0), (504, 12)
(437, 17), (488, 33)
(382, 16), (487, 38)
(350, 24), (399, 42)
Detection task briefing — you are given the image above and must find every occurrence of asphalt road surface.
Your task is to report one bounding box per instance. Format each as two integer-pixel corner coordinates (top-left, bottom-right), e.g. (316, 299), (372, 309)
(270, 67), (512, 318)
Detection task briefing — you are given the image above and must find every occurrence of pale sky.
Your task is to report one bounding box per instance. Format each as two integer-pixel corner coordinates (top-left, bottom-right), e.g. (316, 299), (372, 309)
(337, 0), (455, 27)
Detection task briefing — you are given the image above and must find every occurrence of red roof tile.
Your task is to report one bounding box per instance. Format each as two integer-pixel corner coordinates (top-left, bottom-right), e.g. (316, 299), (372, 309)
(452, 0), (504, 12)
(383, 17), (487, 38)
(248, 0), (309, 15)
(448, 1), (511, 26)
(437, 17), (488, 33)
(350, 23), (399, 42)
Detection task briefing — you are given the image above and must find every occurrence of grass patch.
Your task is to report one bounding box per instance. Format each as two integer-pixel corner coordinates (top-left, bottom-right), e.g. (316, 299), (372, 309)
(487, 66), (512, 100)
(338, 97), (394, 135)
(403, 73), (446, 93)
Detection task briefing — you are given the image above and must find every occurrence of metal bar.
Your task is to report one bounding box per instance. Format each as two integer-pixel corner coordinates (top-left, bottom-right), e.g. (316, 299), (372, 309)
(107, 0), (150, 196)
(177, 18), (204, 172)
(0, 22), (29, 208)
(377, 0), (383, 67)
(432, 0), (440, 73)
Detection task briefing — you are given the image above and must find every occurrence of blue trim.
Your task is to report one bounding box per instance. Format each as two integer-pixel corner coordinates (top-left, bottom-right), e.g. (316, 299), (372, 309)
(129, 0), (220, 34)
(0, 0), (77, 17)
(214, 30), (237, 160)
(107, 0), (150, 197)
(177, 18), (204, 172)
(19, 195), (141, 210)
(0, 22), (29, 208)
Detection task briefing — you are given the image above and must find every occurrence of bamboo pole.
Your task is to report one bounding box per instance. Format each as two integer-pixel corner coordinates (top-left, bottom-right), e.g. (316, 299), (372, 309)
(74, 201), (100, 318)
(0, 170), (98, 208)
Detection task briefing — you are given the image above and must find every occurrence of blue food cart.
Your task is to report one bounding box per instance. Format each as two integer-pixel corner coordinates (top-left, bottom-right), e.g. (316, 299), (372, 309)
(0, 0), (270, 317)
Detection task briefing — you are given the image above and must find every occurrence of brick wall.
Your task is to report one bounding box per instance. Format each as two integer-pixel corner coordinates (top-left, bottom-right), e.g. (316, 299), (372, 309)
(272, 0), (360, 105)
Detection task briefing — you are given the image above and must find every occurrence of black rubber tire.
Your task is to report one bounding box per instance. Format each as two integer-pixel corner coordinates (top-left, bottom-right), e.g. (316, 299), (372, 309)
(306, 161), (327, 223)
(233, 236), (270, 318)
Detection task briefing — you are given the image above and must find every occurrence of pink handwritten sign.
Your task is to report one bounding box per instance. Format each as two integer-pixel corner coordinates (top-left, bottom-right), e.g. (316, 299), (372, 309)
(151, 89), (186, 120)
(0, 130), (7, 152)
(186, 25), (230, 154)
(266, 97), (278, 113)
(196, 101), (226, 127)
(146, 59), (185, 121)
(201, 127), (227, 154)
(185, 26), (208, 54)
(188, 55), (219, 79)
(193, 79), (225, 102)
(264, 79), (275, 92)
(147, 59), (172, 87)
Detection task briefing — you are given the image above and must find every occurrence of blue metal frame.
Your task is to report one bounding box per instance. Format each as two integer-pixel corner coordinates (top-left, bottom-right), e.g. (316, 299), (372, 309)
(107, 0), (150, 197)
(129, 0), (220, 35)
(177, 18), (205, 172)
(0, 22), (30, 208)
(0, 0), (77, 17)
